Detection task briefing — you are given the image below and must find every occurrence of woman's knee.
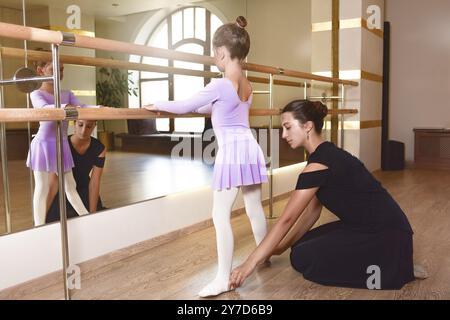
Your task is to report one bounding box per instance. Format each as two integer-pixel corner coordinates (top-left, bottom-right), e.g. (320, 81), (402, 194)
(289, 243), (316, 274)
(289, 247), (303, 273)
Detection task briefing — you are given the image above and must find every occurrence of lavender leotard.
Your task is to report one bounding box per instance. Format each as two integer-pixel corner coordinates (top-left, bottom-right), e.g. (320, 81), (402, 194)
(155, 78), (268, 191)
(26, 89), (84, 172)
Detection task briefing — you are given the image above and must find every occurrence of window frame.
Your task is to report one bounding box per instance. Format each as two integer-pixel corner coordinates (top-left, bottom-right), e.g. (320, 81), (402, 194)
(139, 6), (217, 133)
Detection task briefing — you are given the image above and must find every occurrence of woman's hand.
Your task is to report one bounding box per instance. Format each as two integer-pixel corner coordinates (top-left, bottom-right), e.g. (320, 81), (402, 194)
(229, 259), (257, 290)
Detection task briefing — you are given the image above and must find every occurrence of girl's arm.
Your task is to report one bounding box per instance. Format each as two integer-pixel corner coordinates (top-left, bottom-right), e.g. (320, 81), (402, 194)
(68, 91), (85, 107)
(69, 91), (102, 108)
(29, 90), (71, 109)
(88, 150), (105, 213)
(151, 80), (220, 114)
(194, 103), (213, 114)
(30, 90), (85, 109)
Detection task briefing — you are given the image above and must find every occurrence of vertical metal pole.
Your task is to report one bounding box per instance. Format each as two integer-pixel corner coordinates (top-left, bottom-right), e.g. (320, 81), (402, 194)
(52, 44), (71, 300)
(268, 74), (274, 219)
(303, 82), (307, 100)
(22, 0), (35, 228)
(331, 0), (340, 145)
(0, 49), (12, 234)
(340, 84), (345, 148)
(303, 82), (308, 161)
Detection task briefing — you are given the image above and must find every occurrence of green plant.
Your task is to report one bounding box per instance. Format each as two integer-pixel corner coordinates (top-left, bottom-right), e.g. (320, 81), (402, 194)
(96, 66), (138, 131)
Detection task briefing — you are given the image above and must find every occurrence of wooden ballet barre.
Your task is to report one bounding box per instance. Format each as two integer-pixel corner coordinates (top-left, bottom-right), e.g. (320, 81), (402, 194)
(0, 107), (280, 122)
(0, 47), (221, 80)
(0, 22), (358, 87)
(75, 107), (282, 120)
(326, 109), (358, 115)
(245, 63), (358, 86)
(0, 108), (65, 122)
(2, 47), (312, 89)
(247, 76), (311, 89)
(0, 107), (358, 122)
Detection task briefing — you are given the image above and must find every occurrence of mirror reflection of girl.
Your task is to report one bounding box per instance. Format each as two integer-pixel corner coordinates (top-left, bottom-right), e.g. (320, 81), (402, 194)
(46, 120), (106, 223)
(229, 100), (425, 291)
(27, 58), (96, 226)
(145, 16), (268, 297)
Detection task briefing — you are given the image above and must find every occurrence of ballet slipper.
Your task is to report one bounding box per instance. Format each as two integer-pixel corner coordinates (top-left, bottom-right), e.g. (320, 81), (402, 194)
(198, 278), (232, 298)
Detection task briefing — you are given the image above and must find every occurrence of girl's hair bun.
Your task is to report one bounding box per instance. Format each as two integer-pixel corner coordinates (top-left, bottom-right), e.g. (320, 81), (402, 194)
(236, 16), (247, 28)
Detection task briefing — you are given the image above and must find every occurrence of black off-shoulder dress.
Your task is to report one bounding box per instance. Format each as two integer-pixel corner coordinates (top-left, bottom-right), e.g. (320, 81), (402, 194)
(46, 136), (106, 222)
(290, 141), (414, 289)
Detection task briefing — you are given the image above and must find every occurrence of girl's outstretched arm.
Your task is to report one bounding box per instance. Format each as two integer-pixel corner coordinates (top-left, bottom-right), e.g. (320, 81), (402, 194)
(148, 80), (220, 114)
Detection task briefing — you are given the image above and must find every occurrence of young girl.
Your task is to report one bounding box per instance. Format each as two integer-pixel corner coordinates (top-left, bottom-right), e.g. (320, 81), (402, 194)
(27, 58), (95, 225)
(145, 16), (268, 297)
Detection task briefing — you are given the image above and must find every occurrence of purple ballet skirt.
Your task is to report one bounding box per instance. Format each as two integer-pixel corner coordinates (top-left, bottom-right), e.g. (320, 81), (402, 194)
(26, 90), (80, 173)
(212, 127), (267, 190)
(155, 78), (268, 191)
(27, 134), (74, 173)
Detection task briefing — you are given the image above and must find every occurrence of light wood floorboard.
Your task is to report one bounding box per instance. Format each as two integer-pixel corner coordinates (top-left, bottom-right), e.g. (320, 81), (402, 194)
(1, 168), (449, 300)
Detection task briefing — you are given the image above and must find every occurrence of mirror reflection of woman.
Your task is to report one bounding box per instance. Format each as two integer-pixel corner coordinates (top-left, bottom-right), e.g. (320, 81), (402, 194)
(229, 100), (423, 291)
(46, 120), (106, 223)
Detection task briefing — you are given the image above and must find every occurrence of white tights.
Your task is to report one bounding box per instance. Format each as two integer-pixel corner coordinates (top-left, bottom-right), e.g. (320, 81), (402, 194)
(33, 170), (89, 226)
(198, 184), (267, 297)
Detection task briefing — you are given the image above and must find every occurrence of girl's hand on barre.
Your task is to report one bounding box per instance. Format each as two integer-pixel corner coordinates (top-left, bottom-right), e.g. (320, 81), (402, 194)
(144, 104), (161, 115)
(143, 104), (157, 111)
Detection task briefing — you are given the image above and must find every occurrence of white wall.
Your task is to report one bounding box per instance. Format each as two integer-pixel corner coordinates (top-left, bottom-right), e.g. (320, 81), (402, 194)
(386, 0), (450, 161)
(247, 0), (311, 127)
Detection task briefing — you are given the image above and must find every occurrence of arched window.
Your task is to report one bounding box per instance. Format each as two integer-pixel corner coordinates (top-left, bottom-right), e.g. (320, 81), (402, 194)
(138, 6), (224, 132)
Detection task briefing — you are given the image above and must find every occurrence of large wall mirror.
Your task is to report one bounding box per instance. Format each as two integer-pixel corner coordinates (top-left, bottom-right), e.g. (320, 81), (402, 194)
(0, 0), (336, 236)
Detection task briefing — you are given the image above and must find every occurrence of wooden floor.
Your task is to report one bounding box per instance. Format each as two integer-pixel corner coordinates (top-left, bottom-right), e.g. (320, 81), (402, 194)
(1, 167), (450, 300)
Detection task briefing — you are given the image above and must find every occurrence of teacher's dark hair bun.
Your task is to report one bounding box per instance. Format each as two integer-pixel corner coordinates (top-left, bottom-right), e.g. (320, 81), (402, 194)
(281, 100), (328, 134)
(312, 101), (328, 120)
